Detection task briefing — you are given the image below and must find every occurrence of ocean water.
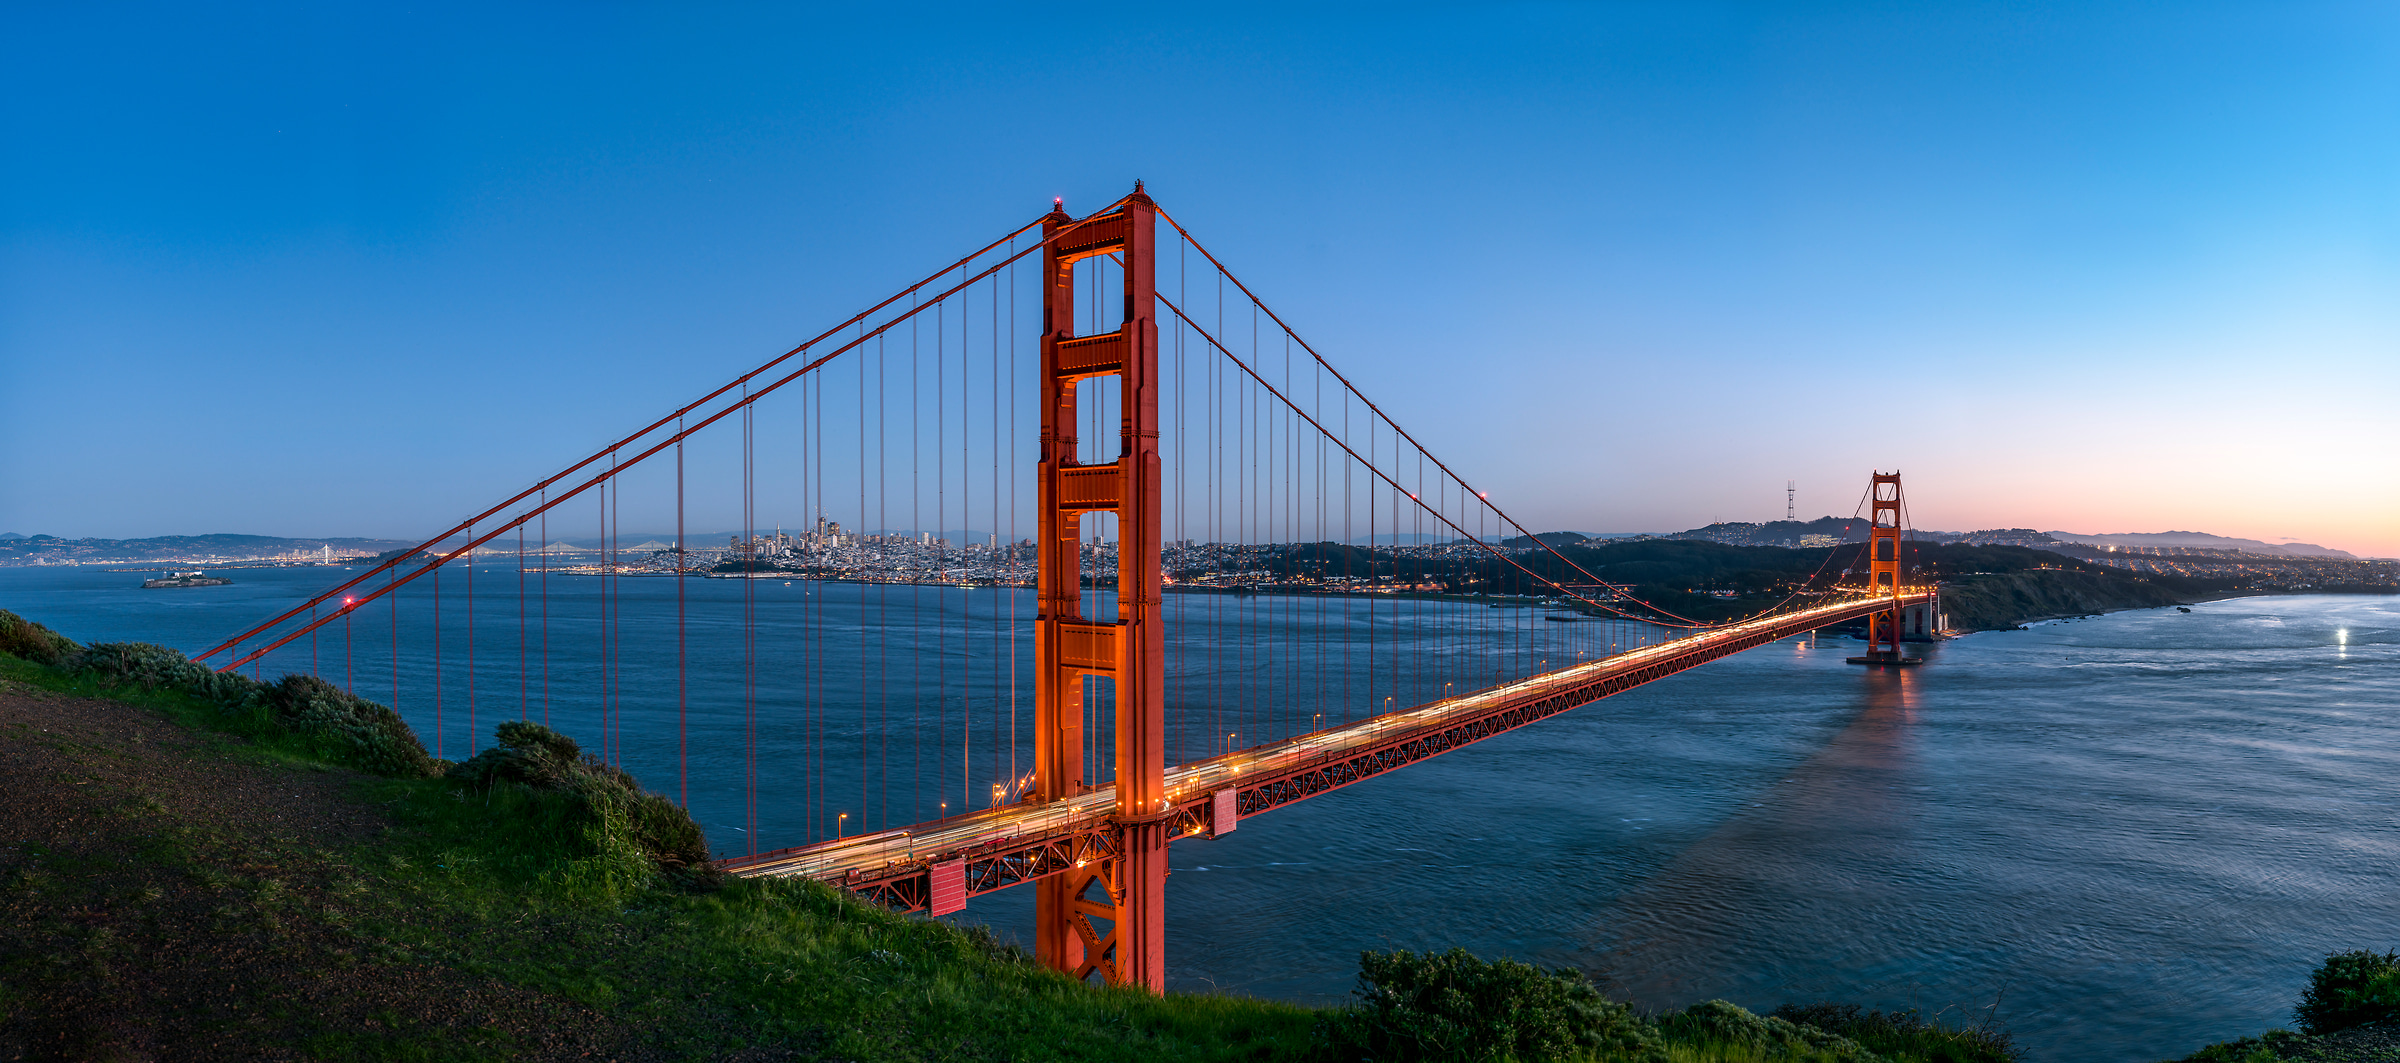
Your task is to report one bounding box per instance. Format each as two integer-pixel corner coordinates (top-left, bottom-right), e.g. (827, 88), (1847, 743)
(4, 566), (2392, 1061)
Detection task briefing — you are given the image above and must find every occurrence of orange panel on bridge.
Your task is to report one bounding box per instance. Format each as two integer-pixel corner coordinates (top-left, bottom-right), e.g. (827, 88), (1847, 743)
(929, 859), (966, 917)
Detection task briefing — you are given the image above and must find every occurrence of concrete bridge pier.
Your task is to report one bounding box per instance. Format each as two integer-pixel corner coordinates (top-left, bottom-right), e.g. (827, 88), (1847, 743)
(1900, 593), (1942, 643)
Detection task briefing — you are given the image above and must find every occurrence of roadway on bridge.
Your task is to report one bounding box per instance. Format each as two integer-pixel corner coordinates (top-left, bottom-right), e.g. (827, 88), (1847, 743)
(724, 591), (1936, 899)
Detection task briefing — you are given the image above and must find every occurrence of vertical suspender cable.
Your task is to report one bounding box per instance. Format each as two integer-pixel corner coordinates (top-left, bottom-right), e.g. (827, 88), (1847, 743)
(433, 552), (442, 760)
(937, 289), (947, 811)
(872, 324), (884, 832)
(609, 454), (622, 763)
(744, 386), (757, 856)
(597, 475), (607, 762)
(1005, 245), (1019, 794)
(466, 523), (475, 754)
(990, 267), (1001, 802)
(518, 524), (526, 720)
(388, 564), (399, 722)
(939, 282), (953, 812)
(1212, 267), (1223, 755)
(677, 417), (687, 807)
(540, 491), (550, 726)
(598, 478), (609, 763)
(1171, 236), (1183, 762)
(1009, 248), (1021, 796)
(910, 293), (920, 823)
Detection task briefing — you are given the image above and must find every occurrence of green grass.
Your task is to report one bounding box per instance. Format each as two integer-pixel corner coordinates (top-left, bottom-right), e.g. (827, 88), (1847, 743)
(1, 648), (1316, 1060)
(345, 772), (1325, 1060)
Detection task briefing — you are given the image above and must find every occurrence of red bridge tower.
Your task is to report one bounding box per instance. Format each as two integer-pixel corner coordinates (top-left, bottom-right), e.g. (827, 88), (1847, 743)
(1848, 471), (1924, 666)
(1032, 188), (1170, 990)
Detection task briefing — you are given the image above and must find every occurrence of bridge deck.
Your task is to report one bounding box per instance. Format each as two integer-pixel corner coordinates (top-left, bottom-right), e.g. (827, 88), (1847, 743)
(722, 591), (1935, 912)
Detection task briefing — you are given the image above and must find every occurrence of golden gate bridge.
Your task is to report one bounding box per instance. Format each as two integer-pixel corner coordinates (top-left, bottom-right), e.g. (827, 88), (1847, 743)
(198, 185), (1938, 993)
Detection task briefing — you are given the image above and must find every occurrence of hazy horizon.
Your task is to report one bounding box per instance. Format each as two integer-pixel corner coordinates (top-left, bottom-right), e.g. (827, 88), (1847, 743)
(0, 521), (2378, 560)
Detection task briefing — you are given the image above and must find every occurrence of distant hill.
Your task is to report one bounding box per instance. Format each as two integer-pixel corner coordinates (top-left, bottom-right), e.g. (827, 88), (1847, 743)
(1662, 517), (1879, 547)
(1344, 532), (1456, 547)
(1662, 520), (2357, 559)
(1499, 531), (1594, 549)
(0, 533), (415, 567)
(2045, 530), (2355, 559)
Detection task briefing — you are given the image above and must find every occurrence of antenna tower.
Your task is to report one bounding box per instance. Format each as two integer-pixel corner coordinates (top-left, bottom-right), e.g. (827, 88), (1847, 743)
(1786, 481), (1795, 521)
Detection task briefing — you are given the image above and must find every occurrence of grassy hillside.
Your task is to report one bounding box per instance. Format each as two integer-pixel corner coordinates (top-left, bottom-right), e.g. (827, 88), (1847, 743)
(0, 613), (1314, 1061)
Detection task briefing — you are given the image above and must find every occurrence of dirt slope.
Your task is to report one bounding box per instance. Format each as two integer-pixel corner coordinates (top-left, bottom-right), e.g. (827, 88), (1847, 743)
(0, 679), (653, 1063)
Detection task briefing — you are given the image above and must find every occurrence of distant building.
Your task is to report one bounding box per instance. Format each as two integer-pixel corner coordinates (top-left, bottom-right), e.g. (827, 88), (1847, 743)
(1955, 529), (2062, 547)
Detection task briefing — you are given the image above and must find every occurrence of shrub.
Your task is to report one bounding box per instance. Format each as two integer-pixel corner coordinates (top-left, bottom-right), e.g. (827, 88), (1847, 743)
(1773, 1002), (2017, 1063)
(72, 641), (267, 707)
(448, 719), (584, 789)
(451, 721), (715, 885)
(1657, 1000), (1882, 1061)
(2167, 1029), (2306, 1063)
(37, 611), (699, 883)
(68, 641), (437, 778)
(263, 673), (440, 778)
(0, 608), (79, 665)
(1314, 947), (1664, 1063)
(2294, 949), (2400, 1035)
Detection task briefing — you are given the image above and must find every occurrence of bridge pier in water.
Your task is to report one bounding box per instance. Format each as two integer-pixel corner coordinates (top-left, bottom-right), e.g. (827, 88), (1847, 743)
(1900, 598), (1941, 642)
(1849, 472), (1927, 667)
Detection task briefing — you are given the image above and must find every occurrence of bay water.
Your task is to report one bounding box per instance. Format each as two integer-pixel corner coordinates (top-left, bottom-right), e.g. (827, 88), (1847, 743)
(4, 565), (2392, 1060)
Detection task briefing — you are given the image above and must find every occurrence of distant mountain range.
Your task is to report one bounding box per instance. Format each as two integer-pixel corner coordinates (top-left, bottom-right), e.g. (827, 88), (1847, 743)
(1513, 520), (2361, 560)
(2041, 530), (2354, 559)
(0, 533), (416, 566)
(0, 524), (2363, 565)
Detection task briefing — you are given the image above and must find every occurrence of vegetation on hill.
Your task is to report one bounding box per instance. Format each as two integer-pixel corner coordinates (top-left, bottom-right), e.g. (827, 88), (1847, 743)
(1310, 948), (2018, 1063)
(1181, 530), (2393, 630)
(0, 608), (1317, 1060)
(1450, 539), (2212, 629)
(1932, 568), (2187, 632)
(2166, 950), (2400, 1062)
(1500, 531), (1598, 549)
(2294, 950), (2400, 1036)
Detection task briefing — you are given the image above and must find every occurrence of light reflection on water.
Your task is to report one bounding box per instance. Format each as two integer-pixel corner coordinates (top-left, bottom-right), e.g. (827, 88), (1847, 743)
(4, 568), (2393, 1061)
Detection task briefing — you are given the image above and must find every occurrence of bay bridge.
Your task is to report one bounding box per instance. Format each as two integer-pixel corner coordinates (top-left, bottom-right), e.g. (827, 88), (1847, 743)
(201, 185), (1939, 993)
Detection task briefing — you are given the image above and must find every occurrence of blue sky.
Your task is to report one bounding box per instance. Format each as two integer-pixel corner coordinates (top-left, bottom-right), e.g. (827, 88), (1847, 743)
(4, 2), (2395, 555)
